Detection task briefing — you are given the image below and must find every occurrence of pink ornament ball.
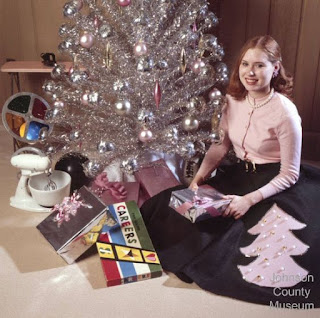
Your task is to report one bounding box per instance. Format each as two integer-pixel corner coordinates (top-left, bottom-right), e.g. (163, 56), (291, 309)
(81, 92), (90, 105)
(139, 128), (153, 143)
(118, 0), (131, 6)
(134, 41), (148, 56)
(79, 31), (95, 49)
(191, 58), (205, 74)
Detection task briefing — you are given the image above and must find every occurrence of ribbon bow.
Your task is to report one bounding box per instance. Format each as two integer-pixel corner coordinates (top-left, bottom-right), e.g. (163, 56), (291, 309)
(52, 192), (92, 227)
(93, 172), (127, 201)
(193, 195), (214, 207)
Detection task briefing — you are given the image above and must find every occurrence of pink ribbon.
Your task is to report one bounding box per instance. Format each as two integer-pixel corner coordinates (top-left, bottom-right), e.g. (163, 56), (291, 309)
(192, 195), (214, 207)
(93, 172), (127, 200)
(52, 192), (92, 227)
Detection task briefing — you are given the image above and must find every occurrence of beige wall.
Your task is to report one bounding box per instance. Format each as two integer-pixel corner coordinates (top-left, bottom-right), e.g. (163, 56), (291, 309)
(1, 0), (320, 159)
(217, 0), (320, 159)
(0, 0), (68, 107)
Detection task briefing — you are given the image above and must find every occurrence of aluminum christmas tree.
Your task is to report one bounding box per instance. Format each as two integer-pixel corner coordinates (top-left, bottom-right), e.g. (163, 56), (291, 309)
(42, 0), (228, 177)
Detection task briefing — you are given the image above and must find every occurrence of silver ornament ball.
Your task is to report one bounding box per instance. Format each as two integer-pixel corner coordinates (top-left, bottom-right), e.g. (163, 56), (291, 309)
(51, 64), (66, 79)
(43, 81), (56, 95)
(156, 60), (168, 70)
(59, 24), (70, 37)
(202, 34), (218, 51)
(99, 23), (113, 38)
(204, 12), (219, 29)
(187, 96), (206, 112)
(137, 108), (154, 123)
(70, 130), (80, 140)
(215, 62), (228, 74)
(113, 80), (130, 93)
(58, 38), (75, 53)
(105, 142), (115, 151)
(134, 12), (149, 26)
(164, 126), (179, 143)
(181, 142), (196, 158)
(53, 99), (65, 108)
(88, 91), (100, 105)
(209, 88), (222, 101)
(72, 0), (83, 10)
(115, 100), (131, 115)
(210, 129), (225, 145)
(63, 2), (78, 17)
(69, 70), (89, 84)
(137, 56), (154, 72)
(121, 159), (138, 174)
(199, 64), (215, 77)
(97, 141), (107, 154)
(182, 115), (199, 132)
(46, 146), (55, 154)
(39, 127), (49, 141)
(97, 141), (115, 153)
(83, 160), (103, 178)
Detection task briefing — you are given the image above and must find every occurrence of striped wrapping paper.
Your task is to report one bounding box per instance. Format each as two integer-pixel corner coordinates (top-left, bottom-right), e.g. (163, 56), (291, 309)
(96, 201), (163, 287)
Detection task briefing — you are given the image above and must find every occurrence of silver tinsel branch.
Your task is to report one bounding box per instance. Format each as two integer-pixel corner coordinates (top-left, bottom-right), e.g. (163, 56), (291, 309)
(42, 0), (228, 176)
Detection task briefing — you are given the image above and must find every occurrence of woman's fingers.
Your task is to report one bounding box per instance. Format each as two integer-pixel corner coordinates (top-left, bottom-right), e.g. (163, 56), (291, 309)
(223, 195), (235, 200)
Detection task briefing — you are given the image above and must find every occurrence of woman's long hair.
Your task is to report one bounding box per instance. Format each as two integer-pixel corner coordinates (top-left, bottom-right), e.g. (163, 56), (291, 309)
(227, 35), (293, 100)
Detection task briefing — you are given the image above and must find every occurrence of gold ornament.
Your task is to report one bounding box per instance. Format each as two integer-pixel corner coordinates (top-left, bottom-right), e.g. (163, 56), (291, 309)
(180, 48), (187, 74)
(198, 33), (205, 57)
(103, 43), (112, 69)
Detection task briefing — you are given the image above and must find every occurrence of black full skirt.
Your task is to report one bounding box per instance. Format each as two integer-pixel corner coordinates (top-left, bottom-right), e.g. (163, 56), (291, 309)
(140, 162), (320, 307)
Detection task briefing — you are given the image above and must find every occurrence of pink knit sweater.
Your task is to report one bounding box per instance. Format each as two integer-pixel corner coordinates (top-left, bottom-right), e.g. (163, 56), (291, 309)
(197, 92), (302, 200)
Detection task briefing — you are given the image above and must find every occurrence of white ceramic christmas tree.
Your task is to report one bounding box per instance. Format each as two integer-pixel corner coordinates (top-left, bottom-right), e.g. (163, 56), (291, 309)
(238, 203), (309, 287)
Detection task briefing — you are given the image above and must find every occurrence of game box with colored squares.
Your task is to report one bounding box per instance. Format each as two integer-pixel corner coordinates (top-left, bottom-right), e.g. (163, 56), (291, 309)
(96, 201), (163, 287)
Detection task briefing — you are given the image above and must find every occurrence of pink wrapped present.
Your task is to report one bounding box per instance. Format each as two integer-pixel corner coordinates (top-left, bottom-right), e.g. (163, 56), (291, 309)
(135, 159), (181, 206)
(91, 172), (140, 205)
(169, 184), (231, 223)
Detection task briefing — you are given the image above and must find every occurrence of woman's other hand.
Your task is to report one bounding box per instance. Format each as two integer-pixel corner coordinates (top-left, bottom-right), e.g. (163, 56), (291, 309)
(222, 195), (252, 219)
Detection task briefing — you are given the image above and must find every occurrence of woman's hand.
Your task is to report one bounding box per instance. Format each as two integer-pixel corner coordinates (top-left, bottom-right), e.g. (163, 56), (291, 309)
(222, 195), (252, 220)
(188, 175), (204, 190)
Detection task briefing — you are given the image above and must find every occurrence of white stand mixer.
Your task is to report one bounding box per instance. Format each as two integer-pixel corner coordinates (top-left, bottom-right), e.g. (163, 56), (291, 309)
(10, 147), (52, 212)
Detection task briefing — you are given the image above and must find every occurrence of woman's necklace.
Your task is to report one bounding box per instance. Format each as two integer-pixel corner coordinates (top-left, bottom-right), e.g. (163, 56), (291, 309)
(246, 88), (274, 109)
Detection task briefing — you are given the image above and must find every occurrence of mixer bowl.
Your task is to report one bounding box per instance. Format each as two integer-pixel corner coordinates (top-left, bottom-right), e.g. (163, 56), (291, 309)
(29, 170), (71, 207)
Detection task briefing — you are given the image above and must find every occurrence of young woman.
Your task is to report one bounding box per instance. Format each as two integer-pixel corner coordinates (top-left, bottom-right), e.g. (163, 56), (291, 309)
(140, 36), (320, 307)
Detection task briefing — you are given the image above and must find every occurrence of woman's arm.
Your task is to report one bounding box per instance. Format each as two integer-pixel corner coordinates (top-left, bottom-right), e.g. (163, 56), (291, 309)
(190, 101), (232, 189)
(257, 113), (302, 198)
(190, 134), (231, 188)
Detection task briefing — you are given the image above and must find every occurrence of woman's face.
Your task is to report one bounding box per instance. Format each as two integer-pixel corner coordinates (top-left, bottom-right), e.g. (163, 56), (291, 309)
(239, 48), (279, 98)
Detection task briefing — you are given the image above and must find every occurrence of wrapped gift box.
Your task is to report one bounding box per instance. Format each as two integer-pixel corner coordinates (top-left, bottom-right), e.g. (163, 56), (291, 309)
(96, 201), (163, 287)
(37, 186), (115, 264)
(169, 185), (231, 223)
(135, 159), (180, 205)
